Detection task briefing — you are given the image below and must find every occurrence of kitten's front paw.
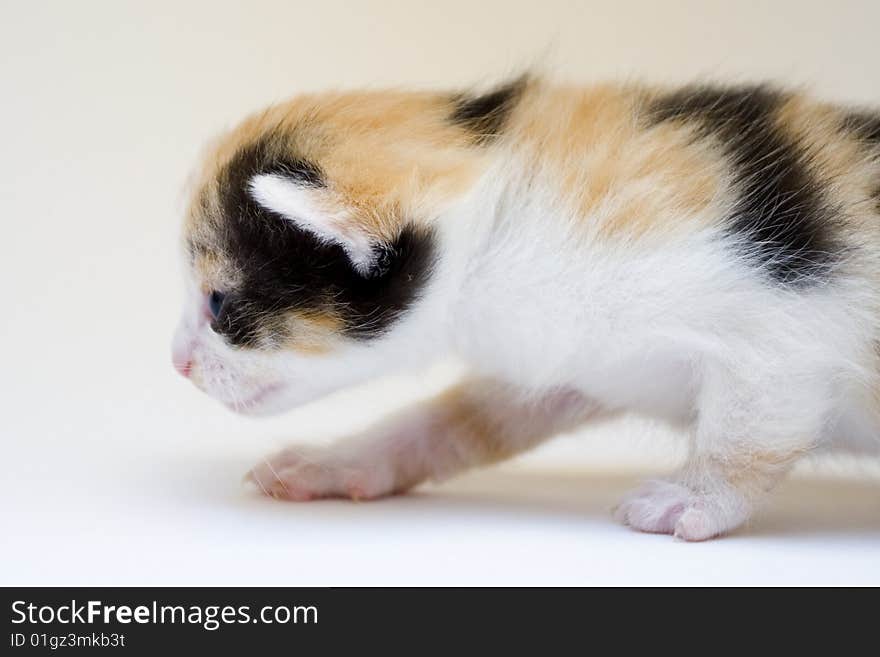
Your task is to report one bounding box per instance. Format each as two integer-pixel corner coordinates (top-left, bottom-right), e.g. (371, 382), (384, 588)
(614, 479), (749, 541)
(245, 445), (398, 502)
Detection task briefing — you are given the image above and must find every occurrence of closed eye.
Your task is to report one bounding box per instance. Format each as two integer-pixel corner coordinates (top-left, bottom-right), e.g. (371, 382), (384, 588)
(208, 290), (227, 320)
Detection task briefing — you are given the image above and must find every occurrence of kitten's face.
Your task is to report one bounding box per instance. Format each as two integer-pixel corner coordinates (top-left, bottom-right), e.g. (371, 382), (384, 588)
(172, 90), (488, 414)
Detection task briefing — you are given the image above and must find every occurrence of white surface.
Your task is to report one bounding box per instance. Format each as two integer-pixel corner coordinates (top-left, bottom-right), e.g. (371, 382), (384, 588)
(3, 412), (880, 585)
(2, 1), (879, 586)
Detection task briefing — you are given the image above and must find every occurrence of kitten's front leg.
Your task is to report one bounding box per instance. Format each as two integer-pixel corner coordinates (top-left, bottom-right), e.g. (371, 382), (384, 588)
(247, 378), (598, 501)
(615, 360), (826, 541)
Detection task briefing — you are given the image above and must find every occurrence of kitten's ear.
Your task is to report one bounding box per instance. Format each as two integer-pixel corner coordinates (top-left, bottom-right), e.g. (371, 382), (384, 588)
(248, 173), (376, 274)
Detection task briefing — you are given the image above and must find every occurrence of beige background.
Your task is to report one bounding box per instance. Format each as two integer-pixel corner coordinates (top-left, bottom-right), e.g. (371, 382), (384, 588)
(2, 1), (879, 584)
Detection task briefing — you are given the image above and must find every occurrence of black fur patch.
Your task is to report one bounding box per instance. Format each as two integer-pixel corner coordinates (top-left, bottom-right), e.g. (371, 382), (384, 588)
(648, 84), (842, 285)
(842, 110), (880, 146)
(264, 157), (325, 188)
(451, 75), (527, 145)
(198, 137), (435, 348)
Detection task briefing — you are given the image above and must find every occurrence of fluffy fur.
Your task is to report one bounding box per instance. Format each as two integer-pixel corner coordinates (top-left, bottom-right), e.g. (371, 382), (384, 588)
(173, 76), (880, 540)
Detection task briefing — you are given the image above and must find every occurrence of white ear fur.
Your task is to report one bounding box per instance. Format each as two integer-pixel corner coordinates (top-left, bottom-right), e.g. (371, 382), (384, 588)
(248, 173), (376, 274)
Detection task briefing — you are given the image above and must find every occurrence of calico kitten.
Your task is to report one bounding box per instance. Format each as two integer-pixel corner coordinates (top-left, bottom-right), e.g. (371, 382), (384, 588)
(173, 76), (880, 540)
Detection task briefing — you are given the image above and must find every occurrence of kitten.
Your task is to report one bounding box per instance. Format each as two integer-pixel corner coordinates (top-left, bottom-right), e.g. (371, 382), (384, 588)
(173, 76), (880, 540)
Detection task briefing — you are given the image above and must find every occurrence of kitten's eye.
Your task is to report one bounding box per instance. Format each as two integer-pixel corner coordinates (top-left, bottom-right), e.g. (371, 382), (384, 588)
(208, 290), (226, 319)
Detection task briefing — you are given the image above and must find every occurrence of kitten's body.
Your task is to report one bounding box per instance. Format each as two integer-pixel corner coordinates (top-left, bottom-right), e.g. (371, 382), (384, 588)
(174, 77), (880, 539)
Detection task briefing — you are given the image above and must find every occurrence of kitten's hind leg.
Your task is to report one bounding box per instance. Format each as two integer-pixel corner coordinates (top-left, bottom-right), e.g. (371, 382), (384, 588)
(247, 378), (599, 501)
(615, 359), (827, 541)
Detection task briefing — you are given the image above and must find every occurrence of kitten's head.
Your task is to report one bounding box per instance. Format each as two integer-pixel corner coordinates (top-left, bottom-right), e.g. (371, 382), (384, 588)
(172, 84), (522, 414)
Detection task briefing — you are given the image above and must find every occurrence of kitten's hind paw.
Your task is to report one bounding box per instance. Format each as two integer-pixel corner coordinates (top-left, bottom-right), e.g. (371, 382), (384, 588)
(614, 479), (749, 541)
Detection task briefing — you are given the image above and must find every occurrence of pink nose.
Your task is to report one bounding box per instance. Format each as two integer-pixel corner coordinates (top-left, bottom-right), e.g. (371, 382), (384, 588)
(172, 329), (197, 378)
(173, 358), (192, 378)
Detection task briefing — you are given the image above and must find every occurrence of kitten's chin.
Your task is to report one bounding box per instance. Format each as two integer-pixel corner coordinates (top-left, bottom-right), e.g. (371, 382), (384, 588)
(222, 383), (289, 417)
(221, 382), (326, 417)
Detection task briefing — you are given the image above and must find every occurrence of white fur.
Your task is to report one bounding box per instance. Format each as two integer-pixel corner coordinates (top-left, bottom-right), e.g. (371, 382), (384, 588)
(176, 150), (880, 540)
(248, 173), (376, 273)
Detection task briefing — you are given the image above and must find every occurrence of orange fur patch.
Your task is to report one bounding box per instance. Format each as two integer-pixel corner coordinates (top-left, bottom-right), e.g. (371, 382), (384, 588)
(506, 83), (727, 241)
(776, 95), (880, 234)
(283, 310), (343, 355)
